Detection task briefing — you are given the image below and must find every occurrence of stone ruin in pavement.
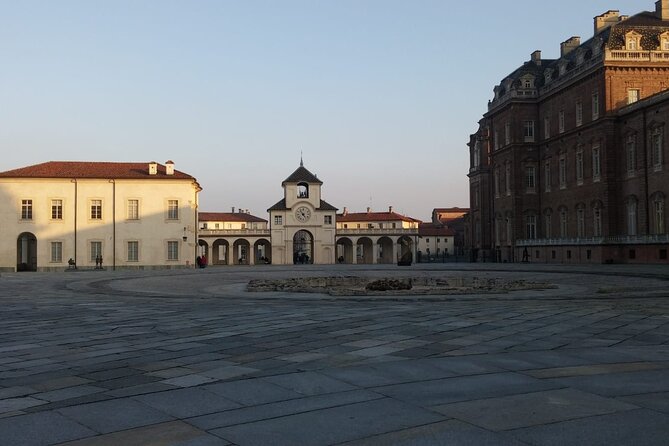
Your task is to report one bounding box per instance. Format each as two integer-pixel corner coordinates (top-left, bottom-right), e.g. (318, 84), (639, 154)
(246, 276), (555, 296)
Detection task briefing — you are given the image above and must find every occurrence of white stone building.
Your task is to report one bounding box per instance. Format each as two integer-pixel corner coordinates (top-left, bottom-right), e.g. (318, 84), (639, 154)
(0, 161), (200, 271)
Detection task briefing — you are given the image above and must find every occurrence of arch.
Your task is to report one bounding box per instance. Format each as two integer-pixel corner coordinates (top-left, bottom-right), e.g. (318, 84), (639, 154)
(293, 230), (313, 264)
(254, 238), (272, 264)
(377, 237), (394, 264)
(297, 182), (309, 199)
(336, 237), (354, 264)
(233, 239), (251, 265)
(198, 240), (209, 263)
(212, 239), (230, 265)
(397, 235), (414, 264)
(17, 232), (37, 272)
(356, 237), (374, 264)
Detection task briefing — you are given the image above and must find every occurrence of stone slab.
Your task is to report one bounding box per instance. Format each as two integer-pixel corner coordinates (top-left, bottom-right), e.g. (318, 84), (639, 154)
(375, 372), (561, 406)
(0, 410), (96, 446)
(210, 397), (444, 446)
(203, 378), (302, 405)
(57, 398), (174, 434)
(134, 387), (241, 418)
(507, 409), (669, 446)
(433, 388), (637, 431)
(57, 420), (229, 446)
(261, 371), (357, 396)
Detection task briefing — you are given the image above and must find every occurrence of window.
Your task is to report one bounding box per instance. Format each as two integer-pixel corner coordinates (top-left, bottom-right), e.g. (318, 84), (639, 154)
(50, 242), (62, 263)
(21, 199), (33, 220)
(575, 101), (583, 127)
(505, 163), (511, 195)
(626, 32), (641, 50)
(544, 212), (552, 238)
(544, 116), (551, 140)
(526, 215), (537, 239)
(297, 183), (309, 198)
(626, 135), (636, 176)
(654, 195), (665, 234)
(627, 198), (637, 236)
(576, 149), (584, 184)
(505, 122), (511, 145)
(494, 130), (499, 151)
(523, 121), (535, 142)
(167, 241), (179, 260)
(51, 199), (63, 220)
(274, 215), (283, 225)
(367, 223), (374, 229)
(592, 145), (601, 180)
(506, 217), (513, 245)
(559, 155), (567, 189)
(495, 218), (501, 245)
(558, 110), (565, 133)
(544, 160), (551, 192)
(559, 209), (568, 237)
(426, 238), (430, 243)
(525, 166), (536, 191)
(127, 199), (139, 220)
(167, 200), (179, 220)
(593, 207), (602, 237)
(494, 167), (500, 198)
(90, 200), (102, 220)
(324, 215), (332, 225)
(577, 207), (585, 237)
(628, 89), (640, 104)
(90, 241), (102, 262)
(592, 93), (599, 120)
(127, 241), (139, 262)
(215, 223), (219, 229)
(662, 34), (669, 51)
(652, 128), (664, 169)
(202, 222), (208, 229)
(473, 140), (481, 168)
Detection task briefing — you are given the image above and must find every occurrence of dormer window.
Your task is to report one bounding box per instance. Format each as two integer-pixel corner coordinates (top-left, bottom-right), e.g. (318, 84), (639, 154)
(574, 49), (585, 65)
(297, 182), (309, 198)
(625, 31), (642, 51)
(520, 75), (534, 89)
(544, 69), (553, 83)
(660, 32), (669, 51)
(558, 62), (567, 76)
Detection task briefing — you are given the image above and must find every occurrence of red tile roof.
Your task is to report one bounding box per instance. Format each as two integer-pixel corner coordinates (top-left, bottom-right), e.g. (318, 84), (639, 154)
(419, 223), (456, 236)
(337, 211), (422, 223)
(0, 161), (197, 181)
(199, 212), (267, 223)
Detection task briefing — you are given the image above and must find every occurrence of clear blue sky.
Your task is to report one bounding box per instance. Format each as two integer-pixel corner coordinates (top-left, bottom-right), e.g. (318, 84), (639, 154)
(1, 0), (641, 221)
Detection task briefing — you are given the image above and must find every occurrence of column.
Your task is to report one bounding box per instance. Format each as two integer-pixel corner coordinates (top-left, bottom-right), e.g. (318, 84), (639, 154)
(249, 241), (255, 265)
(372, 242), (379, 265)
(392, 239), (398, 263)
(352, 238), (357, 264)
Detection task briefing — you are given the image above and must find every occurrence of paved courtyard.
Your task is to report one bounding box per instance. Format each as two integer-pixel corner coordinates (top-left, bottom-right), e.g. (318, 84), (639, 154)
(1, 263), (669, 445)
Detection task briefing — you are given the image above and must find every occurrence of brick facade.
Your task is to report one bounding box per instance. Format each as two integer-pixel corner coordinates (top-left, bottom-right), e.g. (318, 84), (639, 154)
(467, 3), (669, 263)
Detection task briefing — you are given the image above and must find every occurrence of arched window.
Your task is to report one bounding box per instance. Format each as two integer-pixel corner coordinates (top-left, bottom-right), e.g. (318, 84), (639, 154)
(626, 196), (638, 236)
(544, 209), (553, 238)
(559, 207), (568, 238)
(592, 202), (603, 237)
(653, 193), (666, 235)
(576, 204), (585, 238)
(297, 182), (309, 199)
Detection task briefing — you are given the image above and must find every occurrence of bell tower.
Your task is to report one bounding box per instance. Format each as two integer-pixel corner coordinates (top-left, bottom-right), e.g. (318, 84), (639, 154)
(268, 161), (338, 265)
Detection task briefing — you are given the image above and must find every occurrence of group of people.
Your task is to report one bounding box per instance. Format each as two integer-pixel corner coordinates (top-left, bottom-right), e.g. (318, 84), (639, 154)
(293, 252), (310, 264)
(196, 255), (207, 268)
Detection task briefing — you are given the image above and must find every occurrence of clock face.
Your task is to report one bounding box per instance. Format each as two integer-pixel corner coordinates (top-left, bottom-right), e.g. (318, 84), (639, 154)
(295, 206), (311, 222)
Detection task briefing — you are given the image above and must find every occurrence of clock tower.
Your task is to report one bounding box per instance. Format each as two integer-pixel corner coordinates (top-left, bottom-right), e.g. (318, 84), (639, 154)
(268, 161), (338, 264)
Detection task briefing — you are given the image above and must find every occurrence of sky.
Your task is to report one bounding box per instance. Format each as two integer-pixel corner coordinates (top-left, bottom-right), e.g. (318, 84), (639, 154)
(0, 0), (642, 221)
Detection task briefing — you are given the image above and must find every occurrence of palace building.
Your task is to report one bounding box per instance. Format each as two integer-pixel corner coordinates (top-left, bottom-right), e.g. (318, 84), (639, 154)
(467, 1), (669, 264)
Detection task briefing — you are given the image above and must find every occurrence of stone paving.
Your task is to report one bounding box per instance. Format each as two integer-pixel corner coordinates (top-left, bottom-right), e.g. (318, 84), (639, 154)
(0, 263), (668, 445)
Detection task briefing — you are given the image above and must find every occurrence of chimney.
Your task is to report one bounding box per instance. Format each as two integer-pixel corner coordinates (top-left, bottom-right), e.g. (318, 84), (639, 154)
(238, 208), (243, 213)
(148, 161), (158, 175)
(165, 160), (174, 175)
(231, 207), (235, 213)
(246, 209), (250, 214)
(366, 207), (371, 213)
(343, 207), (348, 215)
(389, 206), (394, 213)
(594, 10), (620, 34)
(657, 0), (669, 20)
(531, 50), (541, 65)
(560, 36), (581, 56)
